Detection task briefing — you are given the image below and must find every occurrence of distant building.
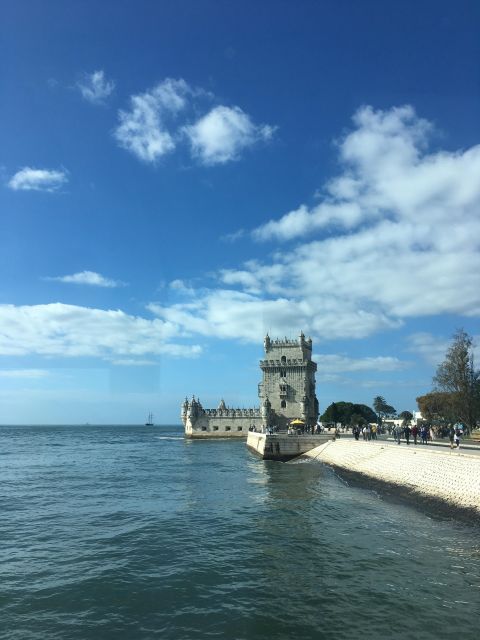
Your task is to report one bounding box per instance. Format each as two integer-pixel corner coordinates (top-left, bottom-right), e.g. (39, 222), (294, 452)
(182, 332), (319, 438)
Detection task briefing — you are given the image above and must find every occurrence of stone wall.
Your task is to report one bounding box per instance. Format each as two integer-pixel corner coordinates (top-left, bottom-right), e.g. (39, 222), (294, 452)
(247, 432), (331, 461)
(300, 440), (480, 517)
(184, 414), (260, 438)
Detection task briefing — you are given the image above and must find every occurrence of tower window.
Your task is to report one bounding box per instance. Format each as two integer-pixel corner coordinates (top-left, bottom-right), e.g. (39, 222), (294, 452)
(281, 400), (286, 408)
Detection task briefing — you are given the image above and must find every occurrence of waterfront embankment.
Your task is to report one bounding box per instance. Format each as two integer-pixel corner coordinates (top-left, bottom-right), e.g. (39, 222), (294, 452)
(246, 431), (332, 460)
(297, 440), (480, 519)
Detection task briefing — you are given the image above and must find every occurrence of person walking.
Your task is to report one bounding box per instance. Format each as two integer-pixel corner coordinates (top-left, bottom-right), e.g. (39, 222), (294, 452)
(454, 429), (461, 449)
(411, 424), (418, 445)
(394, 424), (402, 444)
(448, 426), (455, 449)
(404, 424), (411, 445)
(421, 426), (428, 444)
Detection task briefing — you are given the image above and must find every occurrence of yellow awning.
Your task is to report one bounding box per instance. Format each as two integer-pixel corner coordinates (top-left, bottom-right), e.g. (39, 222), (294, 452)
(290, 419), (305, 425)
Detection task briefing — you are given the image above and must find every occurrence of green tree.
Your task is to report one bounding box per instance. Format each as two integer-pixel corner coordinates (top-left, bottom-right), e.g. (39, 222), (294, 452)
(399, 410), (413, 426)
(373, 396), (396, 422)
(433, 329), (480, 433)
(416, 391), (456, 429)
(384, 404), (396, 418)
(320, 401), (376, 425)
(321, 402), (340, 425)
(373, 396), (386, 420)
(349, 413), (367, 427)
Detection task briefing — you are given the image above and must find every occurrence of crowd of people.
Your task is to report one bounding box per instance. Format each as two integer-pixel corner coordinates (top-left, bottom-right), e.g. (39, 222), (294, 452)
(250, 421), (465, 448)
(349, 422), (464, 448)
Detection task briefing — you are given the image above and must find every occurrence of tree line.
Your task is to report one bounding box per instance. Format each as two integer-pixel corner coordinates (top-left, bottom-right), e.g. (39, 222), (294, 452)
(319, 329), (480, 433)
(319, 397), (413, 427)
(416, 329), (480, 434)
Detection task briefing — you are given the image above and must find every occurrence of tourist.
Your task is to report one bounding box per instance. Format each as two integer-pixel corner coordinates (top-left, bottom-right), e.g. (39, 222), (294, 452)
(411, 424), (418, 445)
(371, 424), (377, 440)
(454, 429), (461, 449)
(353, 426), (360, 441)
(395, 424), (402, 445)
(404, 424), (411, 445)
(449, 427), (455, 449)
(421, 426), (428, 444)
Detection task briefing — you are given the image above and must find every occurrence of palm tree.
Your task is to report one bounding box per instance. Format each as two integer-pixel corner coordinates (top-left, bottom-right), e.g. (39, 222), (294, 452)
(373, 396), (386, 424)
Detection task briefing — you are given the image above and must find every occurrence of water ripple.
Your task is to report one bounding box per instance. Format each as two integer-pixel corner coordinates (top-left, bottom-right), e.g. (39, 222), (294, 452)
(0, 425), (479, 640)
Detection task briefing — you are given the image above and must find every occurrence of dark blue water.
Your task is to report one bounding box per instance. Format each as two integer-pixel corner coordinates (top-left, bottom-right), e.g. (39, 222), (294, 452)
(1, 425), (479, 639)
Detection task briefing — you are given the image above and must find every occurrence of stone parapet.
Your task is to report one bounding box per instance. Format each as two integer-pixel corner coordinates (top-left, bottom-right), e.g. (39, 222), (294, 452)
(246, 432), (332, 461)
(204, 408), (261, 418)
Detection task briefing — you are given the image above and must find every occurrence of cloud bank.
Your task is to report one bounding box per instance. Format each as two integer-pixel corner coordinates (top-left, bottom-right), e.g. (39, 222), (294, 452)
(8, 167), (68, 192)
(114, 78), (189, 163)
(152, 105), (480, 344)
(77, 70), (115, 104)
(184, 105), (275, 165)
(114, 78), (275, 165)
(48, 271), (125, 288)
(0, 303), (201, 360)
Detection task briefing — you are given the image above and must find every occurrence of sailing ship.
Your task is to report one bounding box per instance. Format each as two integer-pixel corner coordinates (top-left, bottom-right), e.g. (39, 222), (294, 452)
(145, 412), (154, 426)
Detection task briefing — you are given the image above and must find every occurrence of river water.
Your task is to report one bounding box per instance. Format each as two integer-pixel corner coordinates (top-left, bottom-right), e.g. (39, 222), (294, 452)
(1, 425), (479, 639)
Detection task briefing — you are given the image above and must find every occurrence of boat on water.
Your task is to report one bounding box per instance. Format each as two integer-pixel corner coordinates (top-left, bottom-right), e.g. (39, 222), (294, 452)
(145, 412), (154, 426)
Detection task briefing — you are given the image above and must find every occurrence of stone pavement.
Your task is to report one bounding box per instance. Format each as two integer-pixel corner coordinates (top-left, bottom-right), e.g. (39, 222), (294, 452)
(299, 438), (480, 516)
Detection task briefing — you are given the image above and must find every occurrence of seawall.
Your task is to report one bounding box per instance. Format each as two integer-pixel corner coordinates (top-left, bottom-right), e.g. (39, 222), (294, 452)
(297, 440), (480, 519)
(247, 432), (332, 461)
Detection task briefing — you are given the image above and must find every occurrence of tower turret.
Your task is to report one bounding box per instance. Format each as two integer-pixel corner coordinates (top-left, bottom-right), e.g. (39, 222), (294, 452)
(264, 333), (271, 353)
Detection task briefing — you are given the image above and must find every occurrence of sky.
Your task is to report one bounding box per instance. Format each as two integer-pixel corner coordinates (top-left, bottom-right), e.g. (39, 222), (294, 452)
(1, 0), (480, 424)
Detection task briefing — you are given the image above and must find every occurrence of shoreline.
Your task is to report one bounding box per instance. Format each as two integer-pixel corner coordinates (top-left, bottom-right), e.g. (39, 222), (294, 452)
(296, 440), (480, 523)
(329, 465), (480, 524)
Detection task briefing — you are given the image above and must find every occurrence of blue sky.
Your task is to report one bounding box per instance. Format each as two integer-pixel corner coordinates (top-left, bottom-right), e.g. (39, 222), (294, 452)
(1, 0), (480, 424)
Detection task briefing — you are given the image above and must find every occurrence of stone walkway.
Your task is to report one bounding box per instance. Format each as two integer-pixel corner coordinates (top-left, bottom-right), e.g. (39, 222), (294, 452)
(300, 438), (480, 516)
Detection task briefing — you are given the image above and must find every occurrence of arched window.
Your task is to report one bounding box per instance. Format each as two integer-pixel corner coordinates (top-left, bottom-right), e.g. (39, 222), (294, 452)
(281, 400), (286, 408)
(281, 356), (286, 364)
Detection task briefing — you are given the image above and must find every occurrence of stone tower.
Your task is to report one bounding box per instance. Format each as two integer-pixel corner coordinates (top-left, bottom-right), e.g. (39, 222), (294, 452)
(258, 332), (319, 430)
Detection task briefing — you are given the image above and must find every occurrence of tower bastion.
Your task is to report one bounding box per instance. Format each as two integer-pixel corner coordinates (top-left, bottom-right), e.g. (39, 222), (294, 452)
(182, 332), (319, 438)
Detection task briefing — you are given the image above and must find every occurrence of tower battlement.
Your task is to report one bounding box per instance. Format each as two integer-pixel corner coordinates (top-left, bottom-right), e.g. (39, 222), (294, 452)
(182, 332), (318, 438)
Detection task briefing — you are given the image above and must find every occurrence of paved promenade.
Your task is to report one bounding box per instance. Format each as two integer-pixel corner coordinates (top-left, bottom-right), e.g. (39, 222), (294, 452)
(299, 438), (480, 518)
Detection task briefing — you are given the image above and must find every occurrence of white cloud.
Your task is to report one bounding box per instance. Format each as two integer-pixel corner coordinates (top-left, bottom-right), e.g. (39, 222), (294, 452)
(110, 359), (158, 366)
(169, 279), (193, 292)
(221, 228), (246, 243)
(114, 78), (275, 165)
(0, 303), (201, 359)
(114, 78), (190, 163)
(253, 104), (480, 242)
(48, 271), (125, 288)
(151, 105), (480, 343)
(407, 332), (480, 366)
(8, 167), (68, 192)
(77, 70), (115, 104)
(316, 354), (410, 373)
(184, 105), (275, 165)
(148, 287), (398, 343)
(0, 369), (50, 379)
